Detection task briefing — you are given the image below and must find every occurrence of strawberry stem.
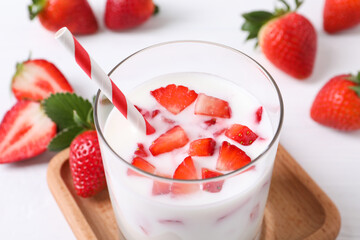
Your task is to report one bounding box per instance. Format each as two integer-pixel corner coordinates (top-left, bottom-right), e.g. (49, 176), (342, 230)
(295, 0), (304, 10)
(28, 0), (47, 20)
(153, 4), (160, 16)
(349, 72), (360, 97)
(241, 0), (303, 46)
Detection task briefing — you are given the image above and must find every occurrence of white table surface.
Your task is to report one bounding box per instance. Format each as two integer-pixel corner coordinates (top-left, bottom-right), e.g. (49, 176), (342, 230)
(1, 0), (359, 239)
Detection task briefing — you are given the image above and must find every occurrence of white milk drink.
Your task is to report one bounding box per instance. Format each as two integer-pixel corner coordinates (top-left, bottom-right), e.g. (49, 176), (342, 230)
(102, 72), (275, 240)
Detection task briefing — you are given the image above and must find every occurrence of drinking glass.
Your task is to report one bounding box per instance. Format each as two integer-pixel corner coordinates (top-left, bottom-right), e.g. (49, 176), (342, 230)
(94, 41), (283, 240)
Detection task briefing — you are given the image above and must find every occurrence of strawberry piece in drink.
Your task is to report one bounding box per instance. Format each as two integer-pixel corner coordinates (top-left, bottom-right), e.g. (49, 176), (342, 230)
(149, 126), (189, 156)
(151, 84), (198, 115)
(128, 157), (156, 177)
(189, 138), (216, 157)
(202, 168), (224, 193)
(194, 93), (231, 118)
(216, 141), (251, 171)
(225, 124), (258, 146)
(152, 173), (171, 196)
(134, 143), (148, 157)
(171, 156), (199, 195)
(255, 106), (263, 124)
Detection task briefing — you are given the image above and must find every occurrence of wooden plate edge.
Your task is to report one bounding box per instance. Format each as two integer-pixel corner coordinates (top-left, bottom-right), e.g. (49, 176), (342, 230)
(278, 146), (341, 239)
(47, 148), (98, 240)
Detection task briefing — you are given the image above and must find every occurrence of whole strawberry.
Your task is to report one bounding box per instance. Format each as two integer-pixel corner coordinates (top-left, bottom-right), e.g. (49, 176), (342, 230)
(69, 130), (106, 198)
(241, 0), (317, 79)
(105, 0), (158, 30)
(311, 73), (360, 131)
(28, 0), (98, 35)
(43, 93), (107, 197)
(323, 0), (360, 34)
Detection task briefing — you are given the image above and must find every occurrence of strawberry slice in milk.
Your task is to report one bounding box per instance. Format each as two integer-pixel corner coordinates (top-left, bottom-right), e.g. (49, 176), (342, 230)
(103, 72), (274, 240)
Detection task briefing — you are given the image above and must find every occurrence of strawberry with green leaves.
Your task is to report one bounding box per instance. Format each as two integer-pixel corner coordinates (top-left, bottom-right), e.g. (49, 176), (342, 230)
(28, 0), (98, 35)
(241, 0), (317, 79)
(43, 93), (106, 197)
(311, 72), (360, 131)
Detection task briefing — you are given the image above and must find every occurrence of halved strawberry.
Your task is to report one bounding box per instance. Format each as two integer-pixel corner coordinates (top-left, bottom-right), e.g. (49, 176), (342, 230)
(216, 141), (251, 171)
(149, 126), (189, 156)
(225, 124), (258, 146)
(134, 143), (148, 157)
(194, 94), (231, 118)
(189, 138), (216, 156)
(255, 106), (263, 124)
(0, 101), (56, 163)
(150, 84), (198, 115)
(202, 168), (224, 193)
(11, 59), (73, 101)
(152, 173), (171, 196)
(171, 156), (199, 195)
(127, 157), (156, 176)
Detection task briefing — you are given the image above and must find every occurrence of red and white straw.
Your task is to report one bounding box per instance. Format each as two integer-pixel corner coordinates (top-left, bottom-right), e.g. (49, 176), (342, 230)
(55, 27), (155, 135)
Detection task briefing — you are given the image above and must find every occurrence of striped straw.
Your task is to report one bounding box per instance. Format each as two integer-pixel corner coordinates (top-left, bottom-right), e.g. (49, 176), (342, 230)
(55, 27), (155, 135)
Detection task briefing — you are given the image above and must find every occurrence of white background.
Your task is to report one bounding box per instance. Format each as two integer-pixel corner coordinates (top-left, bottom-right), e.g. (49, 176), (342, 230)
(0, 0), (359, 239)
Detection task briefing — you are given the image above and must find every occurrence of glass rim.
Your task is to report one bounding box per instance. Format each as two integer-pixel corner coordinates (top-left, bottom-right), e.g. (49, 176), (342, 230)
(94, 40), (284, 184)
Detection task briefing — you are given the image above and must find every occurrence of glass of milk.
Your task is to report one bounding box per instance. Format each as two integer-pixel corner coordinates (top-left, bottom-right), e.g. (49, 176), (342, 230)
(94, 41), (283, 240)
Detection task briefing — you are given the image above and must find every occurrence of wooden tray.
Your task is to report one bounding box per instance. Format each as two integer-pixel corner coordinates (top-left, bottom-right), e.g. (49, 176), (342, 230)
(47, 145), (341, 240)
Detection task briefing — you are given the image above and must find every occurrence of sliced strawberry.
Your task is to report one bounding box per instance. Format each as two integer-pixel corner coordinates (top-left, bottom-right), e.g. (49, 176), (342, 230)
(194, 93), (231, 118)
(11, 59), (73, 101)
(149, 126), (189, 156)
(134, 143), (148, 157)
(0, 101), (56, 163)
(255, 106), (263, 124)
(158, 219), (184, 225)
(127, 157), (156, 177)
(151, 84), (198, 115)
(171, 156), (199, 195)
(225, 124), (258, 146)
(151, 109), (160, 118)
(202, 168), (224, 193)
(161, 117), (176, 124)
(152, 173), (171, 196)
(216, 141), (251, 171)
(204, 118), (217, 127)
(213, 128), (226, 137)
(135, 105), (150, 118)
(189, 138), (216, 156)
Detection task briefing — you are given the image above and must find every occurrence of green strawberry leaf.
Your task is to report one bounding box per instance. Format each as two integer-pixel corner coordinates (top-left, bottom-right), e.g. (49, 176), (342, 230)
(242, 11), (274, 23)
(241, 0), (302, 46)
(86, 108), (95, 129)
(48, 126), (84, 151)
(42, 93), (93, 130)
(153, 4), (160, 15)
(73, 110), (92, 129)
(350, 86), (360, 97)
(28, 0), (47, 20)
